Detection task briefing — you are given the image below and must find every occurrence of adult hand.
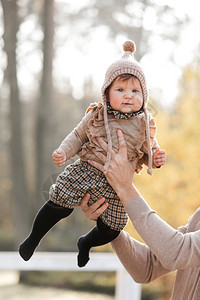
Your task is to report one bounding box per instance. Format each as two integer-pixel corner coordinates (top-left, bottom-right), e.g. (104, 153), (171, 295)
(79, 193), (108, 221)
(88, 130), (140, 204)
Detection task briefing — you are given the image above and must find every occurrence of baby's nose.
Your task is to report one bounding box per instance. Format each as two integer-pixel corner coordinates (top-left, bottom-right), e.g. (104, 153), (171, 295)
(124, 91), (132, 98)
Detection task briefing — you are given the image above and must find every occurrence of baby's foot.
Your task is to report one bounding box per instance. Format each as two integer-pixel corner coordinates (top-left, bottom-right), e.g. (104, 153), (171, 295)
(19, 238), (38, 261)
(77, 236), (90, 267)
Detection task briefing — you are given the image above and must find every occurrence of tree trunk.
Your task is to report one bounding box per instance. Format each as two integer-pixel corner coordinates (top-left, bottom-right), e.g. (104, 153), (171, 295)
(1, 0), (29, 244)
(35, 0), (54, 210)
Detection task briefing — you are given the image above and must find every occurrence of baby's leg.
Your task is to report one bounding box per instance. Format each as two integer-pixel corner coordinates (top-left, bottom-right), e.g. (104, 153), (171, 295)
(77, 218), (120, 267)
(19, 200), (73, 261)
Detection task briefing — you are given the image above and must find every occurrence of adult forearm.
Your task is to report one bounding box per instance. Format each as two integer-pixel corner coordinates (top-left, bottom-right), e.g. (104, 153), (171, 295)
(124, 196), (200, 270)
(111, 231), (169, 283)
(114, 184), (141, 205)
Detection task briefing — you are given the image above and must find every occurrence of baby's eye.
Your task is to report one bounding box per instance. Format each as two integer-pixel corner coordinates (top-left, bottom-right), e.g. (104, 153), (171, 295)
(132, 89), (138, 93)
(117, 88), (124, 92)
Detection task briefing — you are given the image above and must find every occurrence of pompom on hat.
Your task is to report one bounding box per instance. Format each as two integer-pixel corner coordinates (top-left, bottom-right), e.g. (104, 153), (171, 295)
(102, 40), (152, 175)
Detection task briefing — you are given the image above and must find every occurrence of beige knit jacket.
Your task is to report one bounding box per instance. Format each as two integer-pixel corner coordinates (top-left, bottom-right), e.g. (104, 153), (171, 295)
(111, 196), (200, 299)
(59, 102), (159, 173)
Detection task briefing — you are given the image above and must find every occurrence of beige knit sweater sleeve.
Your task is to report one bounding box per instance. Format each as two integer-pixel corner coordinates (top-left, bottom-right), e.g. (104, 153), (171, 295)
(111, 231), (170, 283)
(59, 111), (91, 160)
(111, 196), (200, 283)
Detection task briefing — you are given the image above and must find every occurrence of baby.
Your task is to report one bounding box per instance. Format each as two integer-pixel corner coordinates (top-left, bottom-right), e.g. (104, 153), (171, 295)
(19, 41), (166, 267)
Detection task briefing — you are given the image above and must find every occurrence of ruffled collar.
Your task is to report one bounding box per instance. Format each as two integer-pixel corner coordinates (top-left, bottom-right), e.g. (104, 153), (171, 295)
(107, 102), (144, 119)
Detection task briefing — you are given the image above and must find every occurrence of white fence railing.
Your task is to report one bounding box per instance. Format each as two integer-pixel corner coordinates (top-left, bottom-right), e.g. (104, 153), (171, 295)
(0, 252), (141, 300)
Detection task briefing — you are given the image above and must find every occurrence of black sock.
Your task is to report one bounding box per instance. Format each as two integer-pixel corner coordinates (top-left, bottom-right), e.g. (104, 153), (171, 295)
(19, 200), (73, 261)
(77, 218), (120, 267)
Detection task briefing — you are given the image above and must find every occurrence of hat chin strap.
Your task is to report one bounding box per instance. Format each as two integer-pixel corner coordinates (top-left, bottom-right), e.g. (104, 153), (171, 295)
(144, 107), (152, 175)
(103, 101), (112, 174)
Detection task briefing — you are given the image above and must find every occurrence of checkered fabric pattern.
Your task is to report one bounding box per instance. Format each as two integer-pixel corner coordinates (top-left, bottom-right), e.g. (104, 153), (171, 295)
(49, 160), (128, 231)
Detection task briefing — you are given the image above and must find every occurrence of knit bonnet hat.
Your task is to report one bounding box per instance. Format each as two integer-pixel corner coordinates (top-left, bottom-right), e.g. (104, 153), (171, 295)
(101, 40), (152, 175)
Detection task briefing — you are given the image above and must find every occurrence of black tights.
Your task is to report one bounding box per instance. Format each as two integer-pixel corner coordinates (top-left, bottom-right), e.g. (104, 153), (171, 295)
(19, 201), (120, 267)
(19, 200), (73, 261)
(77, 217), (120, 267)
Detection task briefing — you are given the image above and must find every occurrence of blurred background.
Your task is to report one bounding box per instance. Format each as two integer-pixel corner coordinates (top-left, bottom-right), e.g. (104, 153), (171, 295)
(0, 0), (200, 299)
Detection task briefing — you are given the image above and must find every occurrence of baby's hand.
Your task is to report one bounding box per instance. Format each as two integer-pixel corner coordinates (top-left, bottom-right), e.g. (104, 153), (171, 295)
(52, 148), (66, 167)
(153, 147), (166, 167)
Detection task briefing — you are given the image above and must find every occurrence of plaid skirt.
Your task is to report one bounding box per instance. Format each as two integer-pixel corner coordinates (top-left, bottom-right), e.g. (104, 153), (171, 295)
(49, 160), (128, 231)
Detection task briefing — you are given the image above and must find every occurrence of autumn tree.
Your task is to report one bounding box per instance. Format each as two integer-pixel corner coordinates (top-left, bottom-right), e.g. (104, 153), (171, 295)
(35, 0), (55, 211)
(1, 0), (29, 243)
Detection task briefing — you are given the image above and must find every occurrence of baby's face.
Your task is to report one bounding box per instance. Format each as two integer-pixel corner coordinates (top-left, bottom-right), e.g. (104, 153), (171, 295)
(108, 77), (143, 114)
